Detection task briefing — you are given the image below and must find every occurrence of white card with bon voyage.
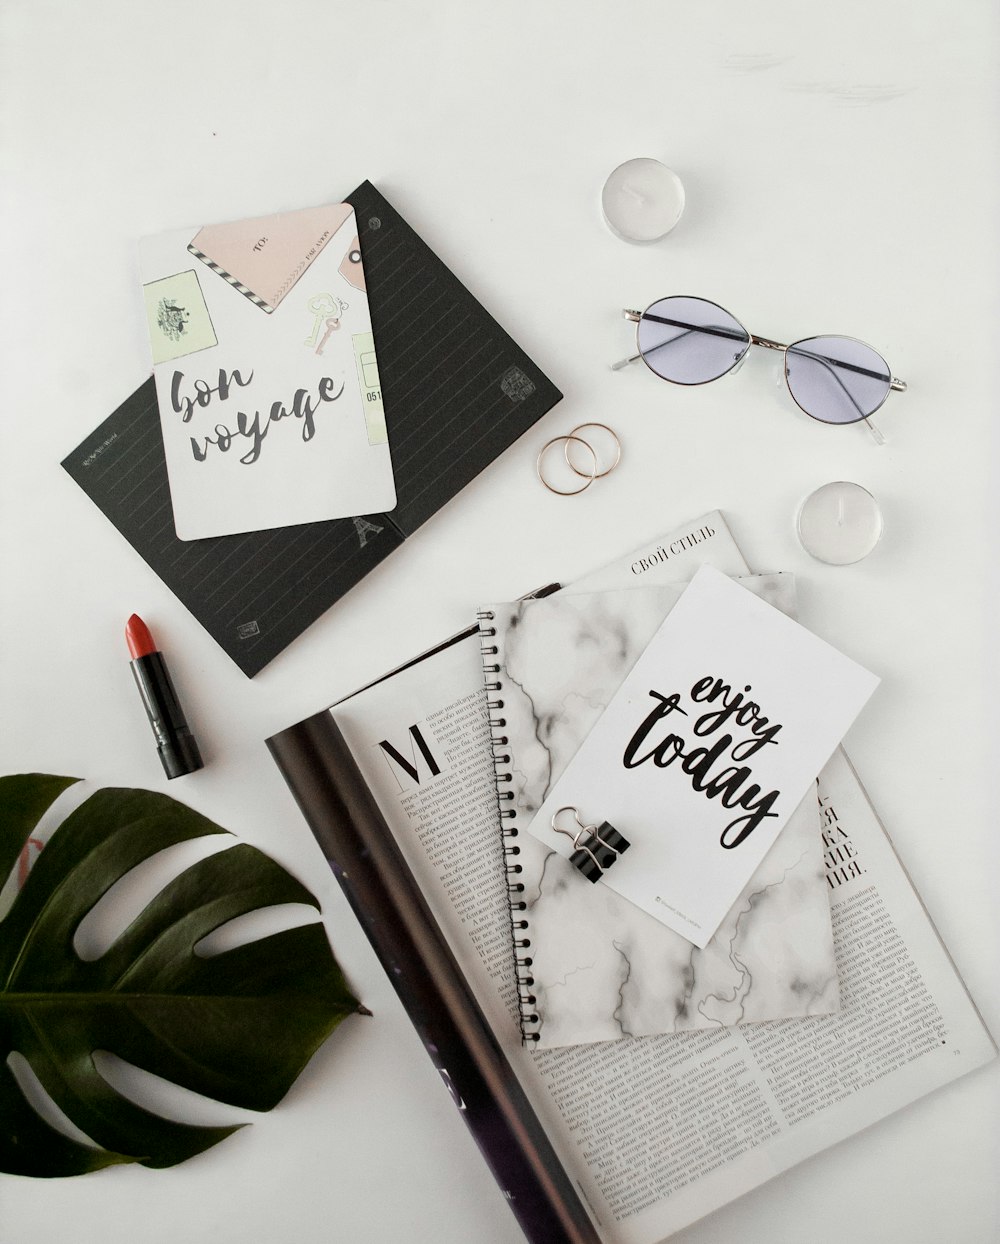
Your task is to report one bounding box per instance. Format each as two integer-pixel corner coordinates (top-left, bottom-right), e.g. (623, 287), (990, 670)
(139, 202), (395, 540)
(529, 565), (880, 948)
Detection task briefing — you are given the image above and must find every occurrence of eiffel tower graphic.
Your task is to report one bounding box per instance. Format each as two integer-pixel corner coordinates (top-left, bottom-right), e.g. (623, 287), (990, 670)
(353, 516), (384, 547)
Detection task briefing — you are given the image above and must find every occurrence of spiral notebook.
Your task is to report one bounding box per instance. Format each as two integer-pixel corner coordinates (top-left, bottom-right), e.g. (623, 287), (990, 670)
(477, 572), (841, 1047)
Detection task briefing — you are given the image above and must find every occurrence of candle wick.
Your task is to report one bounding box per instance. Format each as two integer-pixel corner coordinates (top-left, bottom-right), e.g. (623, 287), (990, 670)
(622, 185), (646, 205)
(836, 497), (845, 526)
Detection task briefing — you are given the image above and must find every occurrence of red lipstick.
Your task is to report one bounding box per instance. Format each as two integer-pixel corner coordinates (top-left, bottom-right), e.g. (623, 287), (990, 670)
(126, 614), (203, 779)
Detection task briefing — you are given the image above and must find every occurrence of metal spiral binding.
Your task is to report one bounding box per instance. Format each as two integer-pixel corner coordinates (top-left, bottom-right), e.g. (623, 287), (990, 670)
(477, 608), (540, 1043)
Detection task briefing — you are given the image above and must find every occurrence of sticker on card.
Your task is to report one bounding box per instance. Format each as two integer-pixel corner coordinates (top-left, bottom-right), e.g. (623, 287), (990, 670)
(188, 202), (354, 313)
(142, 270), (218, 364)
(353, 331), (387, 445)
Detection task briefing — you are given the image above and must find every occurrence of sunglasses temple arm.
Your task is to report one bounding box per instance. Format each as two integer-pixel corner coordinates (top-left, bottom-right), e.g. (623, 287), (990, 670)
(792, 346), (896, 443)
(612, 319), (724, 371)
(635, 314), (908, 388)
(795, 346), (905, 388)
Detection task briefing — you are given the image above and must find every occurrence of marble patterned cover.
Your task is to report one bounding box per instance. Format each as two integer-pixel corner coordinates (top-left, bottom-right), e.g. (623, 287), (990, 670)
(483, 577), (840, 1048)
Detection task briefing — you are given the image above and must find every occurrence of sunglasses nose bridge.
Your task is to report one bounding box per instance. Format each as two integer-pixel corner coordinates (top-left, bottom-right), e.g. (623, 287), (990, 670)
(730, 336), (783, 382)
(749, 333), (788, 354)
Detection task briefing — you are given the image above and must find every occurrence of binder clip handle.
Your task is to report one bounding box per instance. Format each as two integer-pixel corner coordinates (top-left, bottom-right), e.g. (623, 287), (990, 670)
(551, 806), (630, 884)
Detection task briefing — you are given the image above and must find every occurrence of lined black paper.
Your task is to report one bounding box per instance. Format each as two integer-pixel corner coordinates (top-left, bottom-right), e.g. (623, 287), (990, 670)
(62, 183), (562, 676)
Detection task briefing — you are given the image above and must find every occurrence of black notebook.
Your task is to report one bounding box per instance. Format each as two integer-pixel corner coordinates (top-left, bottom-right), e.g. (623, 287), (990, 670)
(62, 181), (562, 676)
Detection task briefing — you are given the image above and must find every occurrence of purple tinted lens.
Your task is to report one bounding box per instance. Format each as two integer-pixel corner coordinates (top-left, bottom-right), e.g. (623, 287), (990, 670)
(785, 336), (892, 424)
(637, 297), (750, 384)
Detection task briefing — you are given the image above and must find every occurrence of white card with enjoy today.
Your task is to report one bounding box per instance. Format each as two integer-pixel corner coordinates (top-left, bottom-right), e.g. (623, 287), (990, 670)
(529, 565), (879, 948)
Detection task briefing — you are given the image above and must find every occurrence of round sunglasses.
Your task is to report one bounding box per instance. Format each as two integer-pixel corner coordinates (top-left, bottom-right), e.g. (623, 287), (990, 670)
(613, 296), (906, 441)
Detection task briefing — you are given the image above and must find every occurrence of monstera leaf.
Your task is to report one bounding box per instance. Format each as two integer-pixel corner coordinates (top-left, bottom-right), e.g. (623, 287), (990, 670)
(0, 773), (359, 1178)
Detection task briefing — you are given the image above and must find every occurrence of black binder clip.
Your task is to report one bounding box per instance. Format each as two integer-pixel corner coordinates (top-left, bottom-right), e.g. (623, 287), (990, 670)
(551, 806), (630, 883)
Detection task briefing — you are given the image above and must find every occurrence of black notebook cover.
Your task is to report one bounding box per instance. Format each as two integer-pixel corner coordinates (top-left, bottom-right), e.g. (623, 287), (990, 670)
(62, 182), (561, 676)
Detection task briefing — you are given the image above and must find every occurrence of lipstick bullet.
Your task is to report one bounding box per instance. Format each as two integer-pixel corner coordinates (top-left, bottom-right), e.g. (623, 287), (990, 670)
(125, 614), (203, 778)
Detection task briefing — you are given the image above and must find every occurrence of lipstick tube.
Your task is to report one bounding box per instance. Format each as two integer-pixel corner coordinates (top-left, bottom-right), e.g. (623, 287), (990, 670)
(126, 614), (203, 779)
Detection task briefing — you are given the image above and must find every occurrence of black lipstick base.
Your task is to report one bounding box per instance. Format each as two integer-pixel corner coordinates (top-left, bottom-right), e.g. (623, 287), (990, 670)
(130, 651), (203, 779)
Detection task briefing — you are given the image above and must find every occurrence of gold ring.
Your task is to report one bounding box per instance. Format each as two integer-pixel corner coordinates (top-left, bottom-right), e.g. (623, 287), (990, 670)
(566, 422), (622, 479)
(537, 435), (597, 495)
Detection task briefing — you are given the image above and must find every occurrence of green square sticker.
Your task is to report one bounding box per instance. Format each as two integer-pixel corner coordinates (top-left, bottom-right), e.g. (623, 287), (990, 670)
(352, 331), (387, 445)
(143, 269), (218, 364)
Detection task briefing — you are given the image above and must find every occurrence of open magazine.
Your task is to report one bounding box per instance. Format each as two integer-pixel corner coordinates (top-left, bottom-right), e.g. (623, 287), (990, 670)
(268, 514), (995, 1243)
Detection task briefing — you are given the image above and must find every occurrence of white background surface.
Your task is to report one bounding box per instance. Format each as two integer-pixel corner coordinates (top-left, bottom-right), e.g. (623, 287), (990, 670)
(1, 2), (997, 1241)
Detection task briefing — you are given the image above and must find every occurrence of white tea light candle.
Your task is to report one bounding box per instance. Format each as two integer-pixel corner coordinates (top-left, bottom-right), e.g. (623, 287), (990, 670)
(601, 158), (685, 243)
(796, 481), (884, 564)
